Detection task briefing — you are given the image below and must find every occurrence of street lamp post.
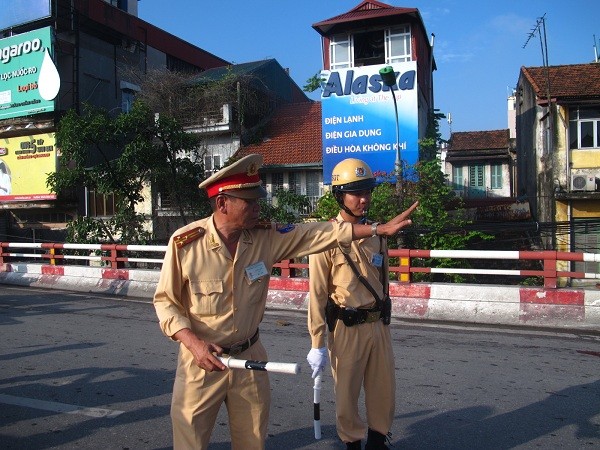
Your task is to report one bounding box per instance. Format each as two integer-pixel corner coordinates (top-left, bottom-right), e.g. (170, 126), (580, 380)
(379, 66), (402, 185)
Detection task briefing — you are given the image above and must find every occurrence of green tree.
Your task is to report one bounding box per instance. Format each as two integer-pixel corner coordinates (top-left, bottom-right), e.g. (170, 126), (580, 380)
(47, 101), (207, 244)
(260, 189), (312, 223)
(303, 72), (324, 93)
(404, 110), (494, 280)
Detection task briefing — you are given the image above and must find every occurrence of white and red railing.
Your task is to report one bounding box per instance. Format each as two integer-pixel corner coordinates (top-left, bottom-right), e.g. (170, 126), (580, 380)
(1, 242), (599, 288)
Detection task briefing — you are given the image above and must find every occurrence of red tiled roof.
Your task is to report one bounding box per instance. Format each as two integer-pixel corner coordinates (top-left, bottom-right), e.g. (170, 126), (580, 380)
(520, 63), (600, 100)
(312, 1), (419, 35)
(449, 130), (510, 151)
(237, 102), (322, 166)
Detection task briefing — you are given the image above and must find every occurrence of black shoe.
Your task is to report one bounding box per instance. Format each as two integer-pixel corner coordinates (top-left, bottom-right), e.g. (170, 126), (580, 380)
(346, 440), (362, 450)
(365, 428), (390, 450)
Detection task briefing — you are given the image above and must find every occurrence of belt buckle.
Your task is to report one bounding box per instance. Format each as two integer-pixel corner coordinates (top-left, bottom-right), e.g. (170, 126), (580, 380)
(366, 311), (381, 323)
(228, 342), (244, 356)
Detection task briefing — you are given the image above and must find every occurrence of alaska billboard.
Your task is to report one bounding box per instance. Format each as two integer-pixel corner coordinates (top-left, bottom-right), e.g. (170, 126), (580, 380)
(0, 26), (60, 120)
(0, 133), (57, 202)
(321, 62), (418, 185)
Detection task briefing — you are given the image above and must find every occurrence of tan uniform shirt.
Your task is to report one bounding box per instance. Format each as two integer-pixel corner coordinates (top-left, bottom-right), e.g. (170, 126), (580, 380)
(308, 214), (389, 348)
(154, 216), (352, 347)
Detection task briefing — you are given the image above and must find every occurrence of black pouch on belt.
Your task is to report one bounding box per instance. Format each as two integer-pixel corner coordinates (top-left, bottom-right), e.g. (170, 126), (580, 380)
(325, 296), (340, 332)
(381, 294), (391, 325)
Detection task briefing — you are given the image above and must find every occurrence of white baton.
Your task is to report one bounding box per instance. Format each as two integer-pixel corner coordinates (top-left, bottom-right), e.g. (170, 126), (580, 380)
(218, 356), (300, 374)
(313, 372), (322, 439)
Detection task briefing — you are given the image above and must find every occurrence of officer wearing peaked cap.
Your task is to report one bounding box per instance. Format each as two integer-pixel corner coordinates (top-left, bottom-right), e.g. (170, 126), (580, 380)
(153, 153), (418, 449)
(199, 153), (267, 199)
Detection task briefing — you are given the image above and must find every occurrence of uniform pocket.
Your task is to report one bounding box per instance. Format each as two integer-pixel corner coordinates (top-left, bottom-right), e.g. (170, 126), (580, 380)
(332, 252), (358, 284)
(189, 280), (223, 316)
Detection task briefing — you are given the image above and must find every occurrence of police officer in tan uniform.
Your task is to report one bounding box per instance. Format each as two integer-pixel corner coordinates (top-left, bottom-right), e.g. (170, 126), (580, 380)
(307, 159), (403, 450)
(154, 154), (416, 449)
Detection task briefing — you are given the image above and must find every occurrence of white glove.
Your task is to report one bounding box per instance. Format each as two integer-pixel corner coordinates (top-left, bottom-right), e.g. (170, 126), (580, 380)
(307, 347), (328, 378)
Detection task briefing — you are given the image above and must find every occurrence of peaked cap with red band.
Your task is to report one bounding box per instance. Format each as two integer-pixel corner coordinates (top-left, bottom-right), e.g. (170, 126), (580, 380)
(199, 153), (267, 199)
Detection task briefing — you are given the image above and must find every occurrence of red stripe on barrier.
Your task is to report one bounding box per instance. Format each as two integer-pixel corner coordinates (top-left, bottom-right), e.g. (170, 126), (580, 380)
(389, 284), (430, 317)
(102, 269), (130, 280)
(268, 277), (309, 291)
(520, 304), (585, 323)
(42, 266), (65, 276)
(266, 291), (307, 308)
(519, 289), (585, 305)
(389, 283), (431, 298)
(519, 288), (585, 323)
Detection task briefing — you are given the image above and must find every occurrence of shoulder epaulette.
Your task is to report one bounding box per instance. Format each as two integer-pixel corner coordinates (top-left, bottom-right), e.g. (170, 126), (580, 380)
(254, 221), (275, 229)
(174, 227), (205, 248)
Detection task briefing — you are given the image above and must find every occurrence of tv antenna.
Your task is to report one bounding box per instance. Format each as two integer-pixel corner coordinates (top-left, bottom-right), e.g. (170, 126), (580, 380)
(523, 13), (552, 155)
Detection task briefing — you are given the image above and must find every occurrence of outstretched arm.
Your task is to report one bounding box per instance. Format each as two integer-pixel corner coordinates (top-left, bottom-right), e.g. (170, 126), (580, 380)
(352, 201), (418, 239)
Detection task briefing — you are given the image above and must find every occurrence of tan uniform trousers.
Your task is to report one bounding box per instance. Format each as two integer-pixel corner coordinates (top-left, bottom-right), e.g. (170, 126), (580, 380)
(171, 340), (270, 450)
(328, 318), (395, 443)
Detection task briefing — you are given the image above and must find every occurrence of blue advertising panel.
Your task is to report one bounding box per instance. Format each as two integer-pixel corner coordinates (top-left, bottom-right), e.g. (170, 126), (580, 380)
(0, 0), (52, 31)
(321, 62), (418, 185)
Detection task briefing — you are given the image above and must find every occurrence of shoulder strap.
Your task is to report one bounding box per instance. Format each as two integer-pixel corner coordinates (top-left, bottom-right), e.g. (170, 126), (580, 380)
(340, 246), (383, 309)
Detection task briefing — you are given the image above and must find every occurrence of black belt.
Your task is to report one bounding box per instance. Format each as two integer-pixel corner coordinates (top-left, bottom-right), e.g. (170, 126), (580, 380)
(221, 329), (259, 356)
(337, 306), (381, 326)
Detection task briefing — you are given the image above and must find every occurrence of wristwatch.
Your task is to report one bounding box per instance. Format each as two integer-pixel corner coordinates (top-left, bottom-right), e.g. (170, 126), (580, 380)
(371, 222), (380, 237)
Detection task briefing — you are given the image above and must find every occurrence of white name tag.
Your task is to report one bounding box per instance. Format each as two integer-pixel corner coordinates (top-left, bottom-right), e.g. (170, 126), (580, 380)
(245, 261), (268, 284)
(371, 253), (384, 268)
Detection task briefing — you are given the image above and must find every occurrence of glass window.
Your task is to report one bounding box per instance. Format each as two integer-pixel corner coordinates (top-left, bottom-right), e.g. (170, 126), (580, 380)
(569, 107), (600, 149)
(306, 171), (321, 197)
(288, 172), (300, 194)
(330, 34), (351, 69)
(330, 26), (411, 70)
(354, 30), (385, 66)
(491, 164), (503, 189)
(88, 190), (117, 217)
(121, 89), (135, 113)
(452, 166), (463, 190)
(204, 155), (221, 178)
(385, 26), (411, 63)
(572, 219), (600, 274)
(580, 121), (594, 148)
(271, 173), (284, 194)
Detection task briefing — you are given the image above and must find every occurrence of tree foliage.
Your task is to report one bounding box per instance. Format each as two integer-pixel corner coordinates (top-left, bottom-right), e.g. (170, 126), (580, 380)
(48, 101), (208, 243)
(260, 189), (312, 223)
(303, 72), (324, 93)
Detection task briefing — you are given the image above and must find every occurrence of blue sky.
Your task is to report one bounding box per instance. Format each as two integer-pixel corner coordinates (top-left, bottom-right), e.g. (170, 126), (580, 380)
(138, 1), (599, 140)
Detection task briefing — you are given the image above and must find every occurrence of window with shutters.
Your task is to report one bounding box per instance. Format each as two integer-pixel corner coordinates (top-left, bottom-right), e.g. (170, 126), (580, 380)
(452, 166), (463, 190)
(491, 164), (503, 189)
(468, 165), (485, 197)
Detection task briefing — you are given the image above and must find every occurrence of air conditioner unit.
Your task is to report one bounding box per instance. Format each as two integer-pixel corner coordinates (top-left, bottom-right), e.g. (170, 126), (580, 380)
(571, 174), (596, 191)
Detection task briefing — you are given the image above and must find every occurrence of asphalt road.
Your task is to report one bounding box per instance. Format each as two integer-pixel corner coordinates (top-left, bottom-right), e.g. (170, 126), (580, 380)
(0, 285), (599, 449)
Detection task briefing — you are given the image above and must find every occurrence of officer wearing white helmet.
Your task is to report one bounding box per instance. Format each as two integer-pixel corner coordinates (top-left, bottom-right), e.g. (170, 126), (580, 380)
(307, 158), (406, 449)
(154, 154), (417, 449)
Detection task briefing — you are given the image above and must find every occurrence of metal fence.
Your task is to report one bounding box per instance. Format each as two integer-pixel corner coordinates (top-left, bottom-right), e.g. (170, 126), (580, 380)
(2, 242), (599, 289)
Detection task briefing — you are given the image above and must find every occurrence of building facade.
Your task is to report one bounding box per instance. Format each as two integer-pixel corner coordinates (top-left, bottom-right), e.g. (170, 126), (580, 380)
(445, 129), (516, 200)
(516, 62), (600, 276)
(313, 0), (436, 184)
(0, 0), (229, 241)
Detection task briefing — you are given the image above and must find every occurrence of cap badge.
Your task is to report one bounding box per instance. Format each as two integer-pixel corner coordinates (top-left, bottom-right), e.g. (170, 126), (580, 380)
(247, 162), (259, 176)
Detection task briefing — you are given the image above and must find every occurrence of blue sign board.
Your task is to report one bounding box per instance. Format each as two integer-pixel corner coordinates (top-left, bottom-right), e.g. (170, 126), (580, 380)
(321, 62), (418, 184)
